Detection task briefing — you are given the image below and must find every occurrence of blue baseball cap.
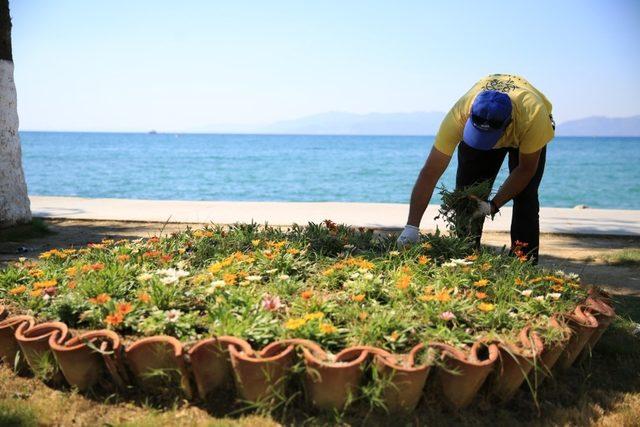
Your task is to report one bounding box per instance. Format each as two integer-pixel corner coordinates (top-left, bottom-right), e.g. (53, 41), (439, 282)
(463, 90), (513, 150)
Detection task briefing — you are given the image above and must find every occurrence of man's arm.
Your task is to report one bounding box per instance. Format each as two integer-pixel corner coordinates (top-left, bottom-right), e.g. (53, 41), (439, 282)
(406, 147), (452, 227)
(491, 148), (542, 209)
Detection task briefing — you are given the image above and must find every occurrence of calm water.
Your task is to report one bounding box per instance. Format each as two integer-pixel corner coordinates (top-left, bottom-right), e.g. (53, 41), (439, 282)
(20, 132), (640, 209)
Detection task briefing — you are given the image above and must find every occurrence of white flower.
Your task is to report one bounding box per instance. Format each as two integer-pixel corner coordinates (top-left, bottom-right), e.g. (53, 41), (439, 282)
(508, 311), (518, 318)
(350, 272), (360, 279)
(137, 272), (154, 282)
(166, 309), (181, 323)
(442, 258), (473, 268)
(363, 273), (374, 280)
(246, 275), (262, 282)
(534, 296), (545, 302)
(389, 251), (400, 257)
(343, 244), (355, 250)
(520, 289), (533, 297)
(278, 274), (290, 280)
(156, 268), (190, 285)
(266, 268), (278, 274)
(212, 280), (226, 288)
(547, 293), (562, 300)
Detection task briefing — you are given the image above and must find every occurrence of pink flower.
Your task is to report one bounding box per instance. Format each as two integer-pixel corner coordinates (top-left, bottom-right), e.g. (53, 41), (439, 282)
(262, 294), (282, 312)
(439, 311), (456, 321)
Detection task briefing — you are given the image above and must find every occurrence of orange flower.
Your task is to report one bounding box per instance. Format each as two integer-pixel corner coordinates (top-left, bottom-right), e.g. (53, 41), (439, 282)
(9, 285), (27, 295)
(116, 302), (133, 315)
(105, 312), (124, 326)
(33, 279), (57, 289)
(116, 254), (130, 262)
(30, 289), (44, 297)
(465, 254), (478, 261)
(418, 255), (430, 265)
(29, 269), (45, 278)
(222, 273), (237, 285)
(138, 292), (151, 303)
(358, 312), (368, 321)
(161, 254), (173, 263)
(66, 267), (77, 277)
(435, 291), (451, 302)
(475, 291), (488, 299)
(143, 250), (161, 259)
(286, 248), (301, 255)
(67, 281), (77, 289)
(301, 290), (314, 300)
(515, 278), (524, 286)
(319, 323), (337, 334)
(551, 284), (564, 292)
(89, 293), (111, 304)
(82, 263), (105, 273)
(389, 331), (400, 342)
(351, 294), (365, 302)
(396, 274), (411, 290)
(480, 263), (492, 271)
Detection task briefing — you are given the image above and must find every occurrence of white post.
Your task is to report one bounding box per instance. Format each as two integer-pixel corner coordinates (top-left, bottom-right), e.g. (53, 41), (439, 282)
(0, 59), (31, 226)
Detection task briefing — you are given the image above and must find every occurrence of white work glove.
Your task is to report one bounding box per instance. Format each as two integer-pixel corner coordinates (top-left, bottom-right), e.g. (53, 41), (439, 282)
(396, 225), (420, 249)
(470, 196), (492, 219)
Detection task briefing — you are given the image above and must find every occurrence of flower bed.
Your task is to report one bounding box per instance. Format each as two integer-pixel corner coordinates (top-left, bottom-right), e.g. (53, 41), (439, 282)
(0, 222), (615, 413)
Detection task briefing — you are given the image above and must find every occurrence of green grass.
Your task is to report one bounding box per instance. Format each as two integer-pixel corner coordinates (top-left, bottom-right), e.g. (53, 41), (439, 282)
(0, 401), (38, 427)
(0, 219), (52, 243)
(601, 248), (640, 268)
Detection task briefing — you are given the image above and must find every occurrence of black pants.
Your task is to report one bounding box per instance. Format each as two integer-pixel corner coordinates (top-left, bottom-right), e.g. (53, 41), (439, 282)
(455, 142), (546, 264)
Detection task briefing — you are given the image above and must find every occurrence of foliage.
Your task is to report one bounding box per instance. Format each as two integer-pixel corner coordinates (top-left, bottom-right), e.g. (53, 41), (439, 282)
(0, 222), (587, 353)
(435, 181), (492, 240)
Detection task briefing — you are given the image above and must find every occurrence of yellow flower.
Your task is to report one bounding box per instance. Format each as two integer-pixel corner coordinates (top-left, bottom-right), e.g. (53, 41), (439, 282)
(33, 280), (57, 289)
(251, 239), (261, 246)
(421, 242), (432, 250)
(208, 262), (223, 274)
(473, 279), (489, 288)
(286, 248), (301, 255)
(319, 323), (337, 334)
(66, 267), (77, 277)
(480, 263), (492, 271)
(478, 303), (495, 312)
(303, 312), (324, 321)
(322, 268), (335, 276)
(284, 318), (307, 330)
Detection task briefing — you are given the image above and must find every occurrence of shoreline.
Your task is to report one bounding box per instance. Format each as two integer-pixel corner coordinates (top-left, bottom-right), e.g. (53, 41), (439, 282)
(29, 195), (640, 236)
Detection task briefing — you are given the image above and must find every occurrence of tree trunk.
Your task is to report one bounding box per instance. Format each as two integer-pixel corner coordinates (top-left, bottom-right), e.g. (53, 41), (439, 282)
(0, 0), (31, 226)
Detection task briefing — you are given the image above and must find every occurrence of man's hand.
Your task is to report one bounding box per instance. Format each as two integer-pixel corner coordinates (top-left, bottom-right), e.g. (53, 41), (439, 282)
(469, 195), (492, 219)
(396, 225), (420, 249)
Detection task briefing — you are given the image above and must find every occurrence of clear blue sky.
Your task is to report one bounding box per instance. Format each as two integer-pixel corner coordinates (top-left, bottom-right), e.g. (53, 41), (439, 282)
(10, 0), (640, 132)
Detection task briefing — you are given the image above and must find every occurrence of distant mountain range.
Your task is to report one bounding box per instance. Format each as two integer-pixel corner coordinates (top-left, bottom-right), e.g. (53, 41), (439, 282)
(194, 113), (640, 137)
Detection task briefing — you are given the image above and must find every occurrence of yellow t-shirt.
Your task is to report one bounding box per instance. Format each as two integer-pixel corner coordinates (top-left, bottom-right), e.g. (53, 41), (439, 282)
(434, 74), (554, 156)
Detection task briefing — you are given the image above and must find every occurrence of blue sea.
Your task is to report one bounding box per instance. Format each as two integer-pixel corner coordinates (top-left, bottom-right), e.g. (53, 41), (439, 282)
(19, 132), (640, 209)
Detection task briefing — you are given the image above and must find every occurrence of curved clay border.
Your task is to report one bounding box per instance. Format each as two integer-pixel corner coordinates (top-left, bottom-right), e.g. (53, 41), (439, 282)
(0, 295), (615, 412)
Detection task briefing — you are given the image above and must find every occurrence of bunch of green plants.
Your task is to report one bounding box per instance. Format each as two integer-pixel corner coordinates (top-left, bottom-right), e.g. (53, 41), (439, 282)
(0, 222), (586, 354)
(435, 180), (493, 240)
